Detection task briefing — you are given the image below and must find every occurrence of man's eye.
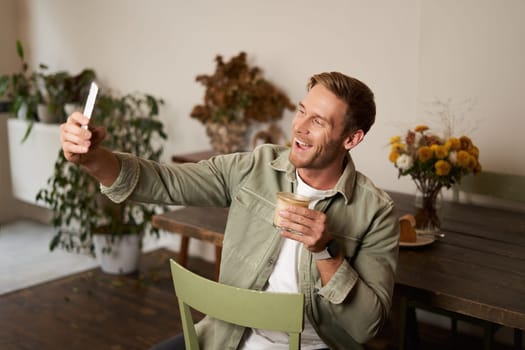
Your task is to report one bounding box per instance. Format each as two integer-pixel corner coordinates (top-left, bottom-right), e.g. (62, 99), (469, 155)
(313, 118), (323, 125)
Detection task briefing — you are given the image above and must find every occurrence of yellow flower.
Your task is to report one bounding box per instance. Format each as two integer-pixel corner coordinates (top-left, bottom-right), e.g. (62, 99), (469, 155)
(389, 125), (481, 188)
(459, 135), (472, 150)
(434, 145), (449, 159)
(391, 142), (405, 152)
(468, 145), (479, 159)
(445, 137), (461, 151)
(389, 136), (401, 144)
(466, 155), (477, 170)
(389, 150), (400, 163)
(435, 160), (452, 176)
(474, 162), (482, 174)
(417, 146), (433, 162)
(456, 150), (471, 168)
(414, 125), (429, 132)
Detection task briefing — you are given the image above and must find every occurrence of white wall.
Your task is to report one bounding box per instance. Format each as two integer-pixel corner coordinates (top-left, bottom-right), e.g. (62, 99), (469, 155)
(3, 0), (525, 211)
(0, 0), (19, 222)
(417, 0), (525, 176)
(1, 0), (52, 223)
(12, 0), (421, 189)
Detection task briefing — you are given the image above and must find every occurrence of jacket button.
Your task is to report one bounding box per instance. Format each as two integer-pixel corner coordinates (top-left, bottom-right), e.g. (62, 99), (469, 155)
(268, 258), (274, 265)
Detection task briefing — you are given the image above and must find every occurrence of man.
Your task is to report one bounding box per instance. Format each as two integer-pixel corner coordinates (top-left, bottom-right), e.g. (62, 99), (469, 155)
(60, 72), (399, 349)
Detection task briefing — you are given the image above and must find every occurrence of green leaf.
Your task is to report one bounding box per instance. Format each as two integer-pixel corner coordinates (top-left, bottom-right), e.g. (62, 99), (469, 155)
(20, 121), (34, 143)
(49, 233), (61, 251)
(16, 40), (24, 60)
(0, 76), (9, 97)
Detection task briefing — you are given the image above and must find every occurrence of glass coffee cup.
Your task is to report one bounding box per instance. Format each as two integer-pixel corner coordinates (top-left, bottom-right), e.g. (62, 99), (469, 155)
(274, 192), (311, 234)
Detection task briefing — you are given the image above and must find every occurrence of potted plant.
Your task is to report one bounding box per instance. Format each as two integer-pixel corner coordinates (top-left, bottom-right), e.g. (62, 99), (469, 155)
(3, 42), (97, 206)
(190, 51), (295, 153)
(0, 40), (42, 141)
(35, 69), (69, 124)
(36, 68), (96, 124)
(1, 41), (95, 139)
(36, 88), (167, 274)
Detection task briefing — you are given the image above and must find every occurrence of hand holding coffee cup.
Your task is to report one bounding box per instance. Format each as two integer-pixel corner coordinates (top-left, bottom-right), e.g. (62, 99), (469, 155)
(274, 192), (311, 234)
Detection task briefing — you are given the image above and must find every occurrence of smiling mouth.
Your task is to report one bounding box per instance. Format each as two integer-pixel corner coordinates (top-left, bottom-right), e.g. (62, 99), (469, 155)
(294, 138), (312, 151)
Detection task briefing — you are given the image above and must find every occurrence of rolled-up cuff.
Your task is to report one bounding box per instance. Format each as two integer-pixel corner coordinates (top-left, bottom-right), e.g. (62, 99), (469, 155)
(317, 259), (358, 304)
(100, 152), (140, 203)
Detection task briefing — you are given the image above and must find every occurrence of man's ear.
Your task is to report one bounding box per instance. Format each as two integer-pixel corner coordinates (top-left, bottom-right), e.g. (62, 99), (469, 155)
(343, 129), (365, 151)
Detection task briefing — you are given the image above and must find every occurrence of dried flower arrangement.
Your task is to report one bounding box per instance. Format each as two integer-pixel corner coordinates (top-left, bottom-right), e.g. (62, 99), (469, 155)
(190, 51), (295, 125)
(189, 52), (295, 153)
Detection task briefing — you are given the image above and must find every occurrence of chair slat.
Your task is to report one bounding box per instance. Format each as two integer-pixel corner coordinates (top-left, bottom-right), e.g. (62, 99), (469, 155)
(170, 259), (304, 350)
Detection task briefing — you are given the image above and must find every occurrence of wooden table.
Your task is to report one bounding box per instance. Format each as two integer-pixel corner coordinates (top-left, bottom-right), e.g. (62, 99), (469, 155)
(389, 192), (525, 349)
(152, 191), (525, 339)
(152, 207), (227, 279)
(171, 149), (219, 164)
(168, 150), (222, 279)
(388, 192), (525, 332)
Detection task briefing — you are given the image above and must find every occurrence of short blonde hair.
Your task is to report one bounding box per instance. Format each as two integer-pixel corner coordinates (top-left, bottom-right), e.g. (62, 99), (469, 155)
(307, 72), (376, 134)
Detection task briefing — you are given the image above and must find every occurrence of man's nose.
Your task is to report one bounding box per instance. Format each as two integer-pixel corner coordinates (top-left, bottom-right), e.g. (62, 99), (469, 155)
(294, 117), (309, 134)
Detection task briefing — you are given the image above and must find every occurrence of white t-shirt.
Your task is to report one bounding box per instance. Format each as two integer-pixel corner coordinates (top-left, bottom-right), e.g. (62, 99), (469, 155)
(240, 173), (334, 349)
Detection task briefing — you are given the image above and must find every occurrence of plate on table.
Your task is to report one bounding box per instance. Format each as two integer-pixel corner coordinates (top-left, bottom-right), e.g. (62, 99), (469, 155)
(399, 233), (436, 247)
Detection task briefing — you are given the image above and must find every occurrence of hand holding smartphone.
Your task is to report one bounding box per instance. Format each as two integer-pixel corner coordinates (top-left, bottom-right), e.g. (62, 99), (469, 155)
(81, 82), (98, 130)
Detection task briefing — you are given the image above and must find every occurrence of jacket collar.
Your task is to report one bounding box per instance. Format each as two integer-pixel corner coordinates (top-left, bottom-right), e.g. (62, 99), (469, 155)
(270, 148), (357, 204)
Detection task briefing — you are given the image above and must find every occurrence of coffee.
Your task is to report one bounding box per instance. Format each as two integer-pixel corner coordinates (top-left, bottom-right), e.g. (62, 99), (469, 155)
(273, 192), (311, 229)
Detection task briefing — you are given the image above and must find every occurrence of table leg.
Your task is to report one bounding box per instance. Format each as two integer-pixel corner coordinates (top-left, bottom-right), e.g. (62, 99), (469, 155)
(179, 236), (189, 267)
(482, 322), (495, 350)
(399, 296), (408, 350)
(514, 329), (522, 350)
(214, 246), (222, 280)
(399, 296), (419, 350)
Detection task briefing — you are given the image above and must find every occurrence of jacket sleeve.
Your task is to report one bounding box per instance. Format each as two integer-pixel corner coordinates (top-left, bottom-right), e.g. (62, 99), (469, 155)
(100, 153), (235, 207)
(100, 151), (248, 207)
(315, 199), (399, 345)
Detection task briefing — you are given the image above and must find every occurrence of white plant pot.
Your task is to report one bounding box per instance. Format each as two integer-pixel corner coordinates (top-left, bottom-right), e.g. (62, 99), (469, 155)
(93, 234), (142, 274)
(37, 104), (59, 124)
(7, 118), (61, 205)
(17, 102), (29, 119)
(64, 103), (81, 116)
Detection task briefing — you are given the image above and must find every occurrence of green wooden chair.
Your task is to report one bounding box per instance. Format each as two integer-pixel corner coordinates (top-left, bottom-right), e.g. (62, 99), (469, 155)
(401, 171), (525, 350)
(169, 259), (305, 350)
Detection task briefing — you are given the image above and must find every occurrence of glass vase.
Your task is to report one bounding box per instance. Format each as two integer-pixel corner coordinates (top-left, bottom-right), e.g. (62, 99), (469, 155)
(414, 187), (442, 233)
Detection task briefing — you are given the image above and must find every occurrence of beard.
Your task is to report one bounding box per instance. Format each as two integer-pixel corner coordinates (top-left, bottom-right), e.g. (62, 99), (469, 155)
(288, 137), (346, 170)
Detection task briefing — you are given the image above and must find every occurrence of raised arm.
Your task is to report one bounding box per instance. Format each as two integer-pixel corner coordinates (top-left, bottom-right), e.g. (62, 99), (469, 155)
(60, 112), (120, 186)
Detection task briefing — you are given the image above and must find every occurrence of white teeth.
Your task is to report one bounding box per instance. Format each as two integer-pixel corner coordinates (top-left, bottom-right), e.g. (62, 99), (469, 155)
(296, 139), (309, 147)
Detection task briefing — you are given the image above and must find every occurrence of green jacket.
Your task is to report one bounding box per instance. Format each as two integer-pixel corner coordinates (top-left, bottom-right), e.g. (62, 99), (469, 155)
(102, 144), (399, 350)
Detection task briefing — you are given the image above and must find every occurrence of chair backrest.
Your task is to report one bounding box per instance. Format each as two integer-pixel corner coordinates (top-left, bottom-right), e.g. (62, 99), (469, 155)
(169, 259), (304, 350)
(453, 171), (525, 203)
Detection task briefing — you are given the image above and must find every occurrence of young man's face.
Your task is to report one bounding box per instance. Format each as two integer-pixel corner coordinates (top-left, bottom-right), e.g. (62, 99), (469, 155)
(289, 84), (351, 170)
